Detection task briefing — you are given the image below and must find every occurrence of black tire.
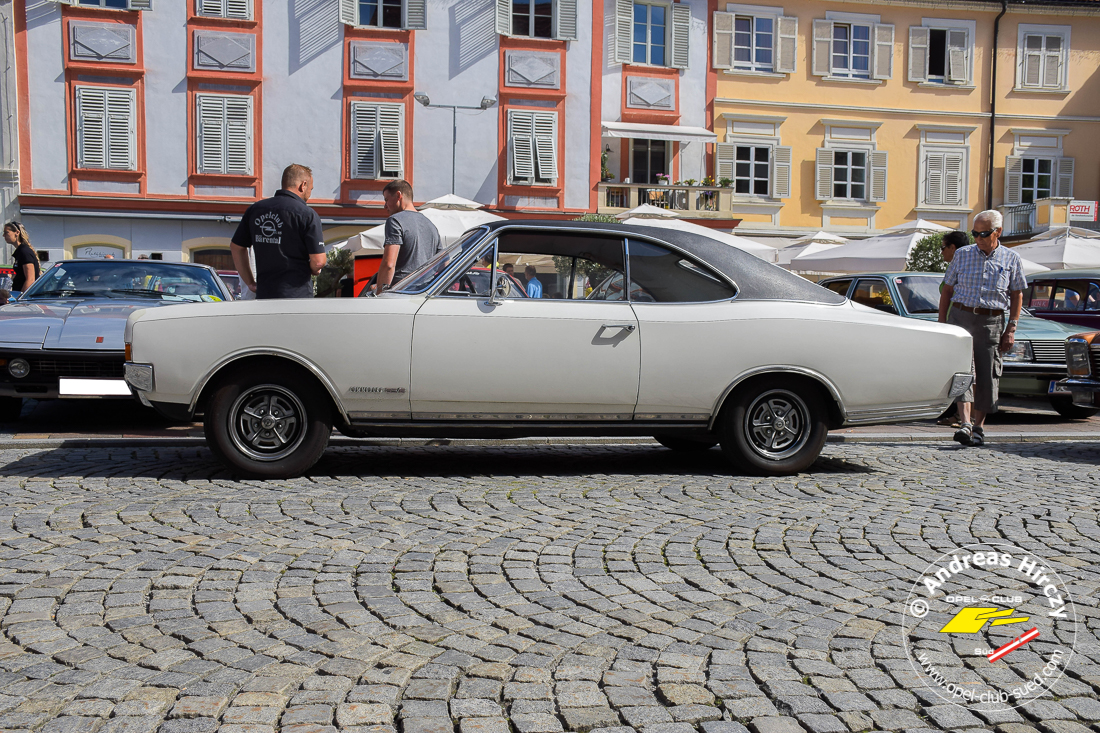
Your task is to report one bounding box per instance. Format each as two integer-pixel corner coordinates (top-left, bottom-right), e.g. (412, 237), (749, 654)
(0, 397), (21, 422)
(203, 366), (332, 479)
(1049, 395), (1099, 420)
(654, 435), (718, 452)
(718, 377), (829, 475)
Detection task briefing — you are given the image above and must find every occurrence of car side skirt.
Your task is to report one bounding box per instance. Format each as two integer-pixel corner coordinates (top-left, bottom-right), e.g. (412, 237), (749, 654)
(340, 420), (713, 440)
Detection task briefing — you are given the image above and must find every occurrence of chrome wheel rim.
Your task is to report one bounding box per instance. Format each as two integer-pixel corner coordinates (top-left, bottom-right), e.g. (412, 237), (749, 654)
(744, 389), (811, 460)
(228, 385), (307, 462)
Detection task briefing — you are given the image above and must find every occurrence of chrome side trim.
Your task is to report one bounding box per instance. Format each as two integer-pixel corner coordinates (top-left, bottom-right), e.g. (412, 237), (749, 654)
(347, 411), (413, 420)
(633, 413), (710, 421)
(187, 348), (351, 422)
(411, 412), (635, 421)
(708, 365), (848, 430)
(844, 403), (947, 425)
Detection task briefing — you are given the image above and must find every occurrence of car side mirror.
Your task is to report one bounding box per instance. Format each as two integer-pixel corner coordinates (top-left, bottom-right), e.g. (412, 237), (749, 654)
(487, 276), (510, 306)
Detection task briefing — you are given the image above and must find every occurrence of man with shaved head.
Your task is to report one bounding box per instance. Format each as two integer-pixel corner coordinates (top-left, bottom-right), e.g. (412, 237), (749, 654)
(231, 164), (327, 299)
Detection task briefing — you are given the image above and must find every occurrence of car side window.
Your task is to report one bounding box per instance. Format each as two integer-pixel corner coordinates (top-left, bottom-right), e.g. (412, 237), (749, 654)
(823, 279), (852, 296)
(1027, 283), (1053, 310)
(1053, 284), (1084, 312)
(1087, 283), (1100, 312)
(851, 279), (896, 313)
(494, 232), (626, 300)
(439, 243), (527, 298)
(625, 240), (735, 303)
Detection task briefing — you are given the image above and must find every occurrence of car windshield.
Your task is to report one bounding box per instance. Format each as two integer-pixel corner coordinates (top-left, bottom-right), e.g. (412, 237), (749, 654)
(383, 229), (487, 295)
(22, 261), (226, 302)
(894, 276), (943, 314)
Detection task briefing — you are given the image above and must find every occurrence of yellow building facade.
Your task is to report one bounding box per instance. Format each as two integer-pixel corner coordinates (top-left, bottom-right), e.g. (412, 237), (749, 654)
(711, 0), (1100, 238)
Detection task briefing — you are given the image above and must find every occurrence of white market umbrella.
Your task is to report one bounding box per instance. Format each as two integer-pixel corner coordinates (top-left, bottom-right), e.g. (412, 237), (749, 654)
(790, 230), (848, 246)
(792, 231), (920, 273)
(419, 207), (505, 245)
(1009, 227), (1100, 270)
(1018, 257), (1050, 276)
(621, 217), (775, 261)
(777, 241), (842, 268)
(330, 230), (385, 254)
(615, 204), (679, 220)
(885, 219), (953, 235)
(419, 194), (486, 210)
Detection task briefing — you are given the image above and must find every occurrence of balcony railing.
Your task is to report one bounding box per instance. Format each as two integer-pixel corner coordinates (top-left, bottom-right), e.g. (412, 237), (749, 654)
(598, 182), (736, 219)
(1001, 203), (1037, 237)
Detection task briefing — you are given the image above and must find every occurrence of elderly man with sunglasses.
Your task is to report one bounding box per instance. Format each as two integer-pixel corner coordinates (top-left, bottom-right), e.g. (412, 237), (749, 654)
(937, 210), (1026, 447)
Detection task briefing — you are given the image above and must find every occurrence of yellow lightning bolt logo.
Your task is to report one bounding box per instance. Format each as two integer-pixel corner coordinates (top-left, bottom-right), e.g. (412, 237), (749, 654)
(939, 607), (1030, 634)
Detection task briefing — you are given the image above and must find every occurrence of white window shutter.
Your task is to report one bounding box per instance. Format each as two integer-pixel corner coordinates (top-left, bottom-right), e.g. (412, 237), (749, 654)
(225, 0), (251, 20)
(224, 96), (252, 175)
(1056, 157), (1074, 198)
(670, 3), (691, 69)
(613, 0), (633, 64)
(944, 152), (964, 206)
(339, 0), (358, 27)
(533, 112), (557, 180)
(105, 89), (135, 171)
(812, 20), (832, 77)
(815, 147), (833, 201)
(350, 103), (378, 179)
(1043, 37), (1062, 88)
(715, 143), (735, 180)
(1022, 35), (1042, 87)
(908, 26), (929, 83)
(772, 145), (792, 199)
(947, 29), (968, 83)
(924, 151), (944, 206)
(128, 0), (153, 10)
(555, 0), (577, 41)
(1004, 155), (1022, 205)
(509, 111), (535, 181)
(76, 88), (107, 169)
(775, 16), (797, 74)
(873, 24), (893, 80)
(379, 104), (404, 175)
(198, 0), (222, 16)
(869, 150), (888, 202)
(495, 0), (512, 35)
(713, 12), (734, 70)
(403, 0), (426, 30)
(197, 96), (225, 174)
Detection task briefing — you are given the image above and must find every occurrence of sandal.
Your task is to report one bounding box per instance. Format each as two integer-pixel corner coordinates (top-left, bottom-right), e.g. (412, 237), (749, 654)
(971, 426), (984, 447)
(953, 423), (973, 447)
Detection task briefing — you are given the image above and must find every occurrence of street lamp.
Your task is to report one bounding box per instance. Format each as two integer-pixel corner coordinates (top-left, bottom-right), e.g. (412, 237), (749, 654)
(414, 92), (497, 194)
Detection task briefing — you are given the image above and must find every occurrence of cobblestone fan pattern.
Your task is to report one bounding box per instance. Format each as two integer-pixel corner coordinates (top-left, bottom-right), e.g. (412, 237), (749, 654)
(0, 443), (1095, 733)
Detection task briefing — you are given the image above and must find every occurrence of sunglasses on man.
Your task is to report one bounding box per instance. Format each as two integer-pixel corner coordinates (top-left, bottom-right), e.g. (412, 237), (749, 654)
(971, 229), (996, 239)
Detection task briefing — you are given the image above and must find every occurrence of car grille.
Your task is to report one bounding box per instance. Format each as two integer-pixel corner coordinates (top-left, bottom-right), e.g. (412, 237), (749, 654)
(1091, 345), (1100, 376)
(29, 359), (124, 379)
(1030, 340), (1067, 363)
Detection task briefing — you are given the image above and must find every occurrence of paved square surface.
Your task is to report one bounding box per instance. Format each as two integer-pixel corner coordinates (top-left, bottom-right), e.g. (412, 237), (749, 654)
(0, 442), (1095, 733)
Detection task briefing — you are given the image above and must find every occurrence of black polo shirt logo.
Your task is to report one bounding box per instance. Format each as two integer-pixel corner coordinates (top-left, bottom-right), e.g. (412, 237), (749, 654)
(255, 212), (284, 245)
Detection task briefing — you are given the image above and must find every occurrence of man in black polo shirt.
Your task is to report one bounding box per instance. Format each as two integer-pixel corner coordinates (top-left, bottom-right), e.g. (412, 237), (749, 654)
(231, 164), (327, 299)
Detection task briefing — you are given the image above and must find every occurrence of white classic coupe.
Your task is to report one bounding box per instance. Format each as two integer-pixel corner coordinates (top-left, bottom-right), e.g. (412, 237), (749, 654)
(124, 221), (973, 478)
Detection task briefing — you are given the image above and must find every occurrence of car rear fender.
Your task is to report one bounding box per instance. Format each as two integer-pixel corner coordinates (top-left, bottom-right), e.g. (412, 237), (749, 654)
(190, 349), (349, 422)
(709, 366), (847, 430)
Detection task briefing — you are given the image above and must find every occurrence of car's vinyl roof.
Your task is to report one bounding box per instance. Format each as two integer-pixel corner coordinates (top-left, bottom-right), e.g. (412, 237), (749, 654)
(480, 220), (844, 304)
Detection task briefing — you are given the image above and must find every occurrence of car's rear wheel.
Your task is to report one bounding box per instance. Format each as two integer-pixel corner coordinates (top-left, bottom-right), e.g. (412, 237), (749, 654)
(719, 377), (828, 475)
(204, 367), (332, 479)
(1049, 395), (1099, 420)
(653, 435), (718, 452)
(0, 397), (22, 422)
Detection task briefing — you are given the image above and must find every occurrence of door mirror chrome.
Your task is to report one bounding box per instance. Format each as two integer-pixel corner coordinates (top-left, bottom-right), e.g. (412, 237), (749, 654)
(487, 276), (510, 306)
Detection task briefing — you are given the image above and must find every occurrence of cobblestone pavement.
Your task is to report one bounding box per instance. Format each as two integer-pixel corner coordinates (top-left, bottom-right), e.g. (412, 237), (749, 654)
(0, 442), (1096, 733)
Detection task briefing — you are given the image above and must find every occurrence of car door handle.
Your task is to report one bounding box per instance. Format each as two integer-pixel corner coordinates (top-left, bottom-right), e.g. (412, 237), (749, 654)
(601, 323), (636, 332)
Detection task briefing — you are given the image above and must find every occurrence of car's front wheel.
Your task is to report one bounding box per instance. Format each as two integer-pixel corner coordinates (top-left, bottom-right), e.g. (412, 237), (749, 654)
(719, 378), (828, 475)
(1049, 395), (1099, 420)
(0, 397), (22, 422)
(204, 367), (332, 479)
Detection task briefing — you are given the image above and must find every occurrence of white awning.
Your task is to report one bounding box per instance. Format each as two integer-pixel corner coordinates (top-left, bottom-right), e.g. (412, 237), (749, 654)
(601, 121), (717, 143)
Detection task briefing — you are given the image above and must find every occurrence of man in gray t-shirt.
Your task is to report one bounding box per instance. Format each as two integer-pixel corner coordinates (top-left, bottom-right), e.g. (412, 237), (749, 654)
(374, 180), (442, 291)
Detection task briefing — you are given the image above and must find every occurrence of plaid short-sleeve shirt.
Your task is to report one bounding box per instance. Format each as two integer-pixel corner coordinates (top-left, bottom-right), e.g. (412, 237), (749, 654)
(943, 243), (1027, 312)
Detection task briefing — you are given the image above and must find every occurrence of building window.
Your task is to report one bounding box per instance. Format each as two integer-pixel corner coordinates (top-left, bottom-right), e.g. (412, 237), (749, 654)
(713, 11), (797, 75)
(631, 139), (667, 185)
(1019, 158), (1053, 204)
(77, 0), (152, 8)
(734, 146), (770, 195)
(908, 25), (971, 85)
(920, 149), (966, 207)
(350, 102), (404, 180)
(734, 16), (772, 72)
(1017, 26), (1069, 91)
(512, 0), (552, 38)
(831, 24), (870, 79)
(508, 109), (557, 186)
(831, 150), (866, 199)
(196, 93), (253, 176)
(196, 0), (253, 20)
(75, 86), (137, 171)
(633, 3), (666, 66)
(716, 140), (791, 199)
(813, 19), (892, 81)
(338, 0), (427, 30)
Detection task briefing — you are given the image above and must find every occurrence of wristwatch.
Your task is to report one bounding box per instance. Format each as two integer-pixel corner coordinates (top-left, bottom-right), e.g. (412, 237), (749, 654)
(1007, 318), (1019, 330)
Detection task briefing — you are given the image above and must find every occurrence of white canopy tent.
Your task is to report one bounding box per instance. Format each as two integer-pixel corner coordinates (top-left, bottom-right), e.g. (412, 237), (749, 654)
(790, 230), (848, 246)
(419, 194), (485, 210)
(1009, 227), (1100, 270)
(331, 206), (505, 253)
(791, 221), (950, 273)
(619, 216), (776, 261)
(777, 241), (842, 268)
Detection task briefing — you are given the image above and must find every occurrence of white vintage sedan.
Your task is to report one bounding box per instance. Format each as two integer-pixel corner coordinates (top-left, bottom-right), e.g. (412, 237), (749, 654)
(124, 221), (973, 478)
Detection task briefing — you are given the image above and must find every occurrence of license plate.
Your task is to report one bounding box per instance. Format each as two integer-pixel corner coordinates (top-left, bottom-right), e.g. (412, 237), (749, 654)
(1049, 380), (1070, 395)
(59, 378), (132, 397)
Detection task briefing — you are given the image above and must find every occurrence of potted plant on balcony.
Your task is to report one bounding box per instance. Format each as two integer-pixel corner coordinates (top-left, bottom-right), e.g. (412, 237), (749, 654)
(702, 176), (716, 187)
(656, 173), (671, 185)
(683, 179), (697, 187)
(600, 150), (614, 182)
(718, 177), (733, 188)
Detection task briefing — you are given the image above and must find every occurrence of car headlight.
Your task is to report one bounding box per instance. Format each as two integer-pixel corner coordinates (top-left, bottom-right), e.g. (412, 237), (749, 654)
(8, 359), (29, 379)
(1003, 340), (1034, 362)
(124, 363), (154, 392)
(1067, 338), (1091, 377)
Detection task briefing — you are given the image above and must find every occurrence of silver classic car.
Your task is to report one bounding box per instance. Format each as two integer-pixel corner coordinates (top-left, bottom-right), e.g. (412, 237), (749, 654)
(124, 221), (974, 478)
(0, 259), (231, 421)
